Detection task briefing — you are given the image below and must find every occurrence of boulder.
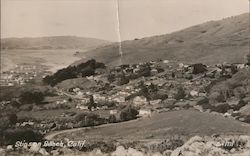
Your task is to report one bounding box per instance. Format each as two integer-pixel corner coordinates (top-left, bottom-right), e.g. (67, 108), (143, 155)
(127, 147), (144, 156)
(111, 146), (127, 156)
(0, 148), (5, 156)
(6, 145), (13, 151)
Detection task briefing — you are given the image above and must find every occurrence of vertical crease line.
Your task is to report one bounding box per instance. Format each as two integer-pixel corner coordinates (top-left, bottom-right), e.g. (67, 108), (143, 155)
(115, 0), (123, 63)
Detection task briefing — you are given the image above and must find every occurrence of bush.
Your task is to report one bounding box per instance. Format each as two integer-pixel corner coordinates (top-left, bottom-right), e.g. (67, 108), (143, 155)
(120, 105), (138, 121)
(196, 97), (209, 106)
(75, 113), (103, 127)
(19, 104), (33, 111)
(208, 91), (226, 104)
(212, 103), (231, 113)
(108, 115), (117, 123)
(174, 87), (186, 100)
(231, 100), (247, 111)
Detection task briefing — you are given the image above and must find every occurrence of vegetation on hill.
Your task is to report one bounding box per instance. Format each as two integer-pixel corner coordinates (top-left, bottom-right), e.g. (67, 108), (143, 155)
(43, 59), (105, 86)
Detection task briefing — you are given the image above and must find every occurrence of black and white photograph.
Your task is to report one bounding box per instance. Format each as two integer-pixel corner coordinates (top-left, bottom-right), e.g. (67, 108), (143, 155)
(0, 0), (250, 155)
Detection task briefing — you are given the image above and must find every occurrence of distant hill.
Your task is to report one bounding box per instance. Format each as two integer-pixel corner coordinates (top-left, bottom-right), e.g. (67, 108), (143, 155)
(78, 13), (249, 66)
(1, 36), (110, 50)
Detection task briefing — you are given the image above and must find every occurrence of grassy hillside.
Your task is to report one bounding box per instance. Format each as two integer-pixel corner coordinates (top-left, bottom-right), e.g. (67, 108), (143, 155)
(55, 110), (250, 141)
(1, 36), (110, 50)
(79, 13), (249, 66)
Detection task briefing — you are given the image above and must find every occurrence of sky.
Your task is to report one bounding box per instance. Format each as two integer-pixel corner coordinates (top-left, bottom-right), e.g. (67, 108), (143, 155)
(1, 0), (249, 41)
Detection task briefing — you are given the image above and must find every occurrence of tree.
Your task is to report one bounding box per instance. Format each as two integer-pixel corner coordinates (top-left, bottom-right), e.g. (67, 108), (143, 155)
(246, 54), (250, 65)
(88, 95), (96, 111)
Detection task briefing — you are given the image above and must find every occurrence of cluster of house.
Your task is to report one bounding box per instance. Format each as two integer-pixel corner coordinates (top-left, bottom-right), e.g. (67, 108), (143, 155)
(54, 60), (249, 121)
(0, 65), (50, 87)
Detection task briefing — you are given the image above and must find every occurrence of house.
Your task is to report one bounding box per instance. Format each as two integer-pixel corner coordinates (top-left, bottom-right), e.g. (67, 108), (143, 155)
(163, 60), (169, 64)
(76, 105), (88, 110)
(139, 109), (152, 117)
(133, 96), (148, 106)
(110, 110), (118, 115)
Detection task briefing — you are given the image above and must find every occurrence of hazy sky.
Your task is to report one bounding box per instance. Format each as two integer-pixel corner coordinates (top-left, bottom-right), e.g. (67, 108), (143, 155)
(1, 0), (249, 41)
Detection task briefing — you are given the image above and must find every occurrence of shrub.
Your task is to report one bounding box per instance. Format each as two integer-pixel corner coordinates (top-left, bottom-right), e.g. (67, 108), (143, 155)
(231, 100), (247, 111)
(108, 115), (117, 123)
(208, 91), (226, 104)
(19, 104), (33, 111)
(75, 113), (103, 127)
(212, 103), (231, 113)
(243, 115), (250, 123)
(196, 97), (209, 106)
(120, 105), (138, 121)
(174, 87), (186, 100)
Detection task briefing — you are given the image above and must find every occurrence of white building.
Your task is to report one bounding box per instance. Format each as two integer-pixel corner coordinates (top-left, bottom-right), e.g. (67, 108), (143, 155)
(110, 110), (118, 115)
(139, 109), (152, 117)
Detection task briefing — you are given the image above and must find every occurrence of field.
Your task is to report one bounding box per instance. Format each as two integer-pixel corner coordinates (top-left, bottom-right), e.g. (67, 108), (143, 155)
(53, 110), (250, 141)
(1, 49), (86, 73)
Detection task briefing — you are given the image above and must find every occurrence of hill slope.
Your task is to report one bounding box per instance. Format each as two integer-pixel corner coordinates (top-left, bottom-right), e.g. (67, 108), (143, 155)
(1, 36), (110, 50)
(80, 13), (249, 66)
(53, 110), (250, 141)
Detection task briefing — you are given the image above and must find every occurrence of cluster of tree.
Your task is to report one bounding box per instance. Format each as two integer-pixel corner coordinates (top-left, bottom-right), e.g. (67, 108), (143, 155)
(198, 98), (247, 114)
(192, 64), (207, 75)
(1, 128), (43, 145)
(0, 112), (43, 146)
(75, 112), (105, 127)
(120, 105), (139, 121)
(43, 59), (105, 86)
(0, 112), (18, 132)
(125, 81), (168, 101)
(108, 69), (129, 86)
(19, 91), (45, 105)
(107, 63), (153, 86)
(208, 69), (250, 104)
